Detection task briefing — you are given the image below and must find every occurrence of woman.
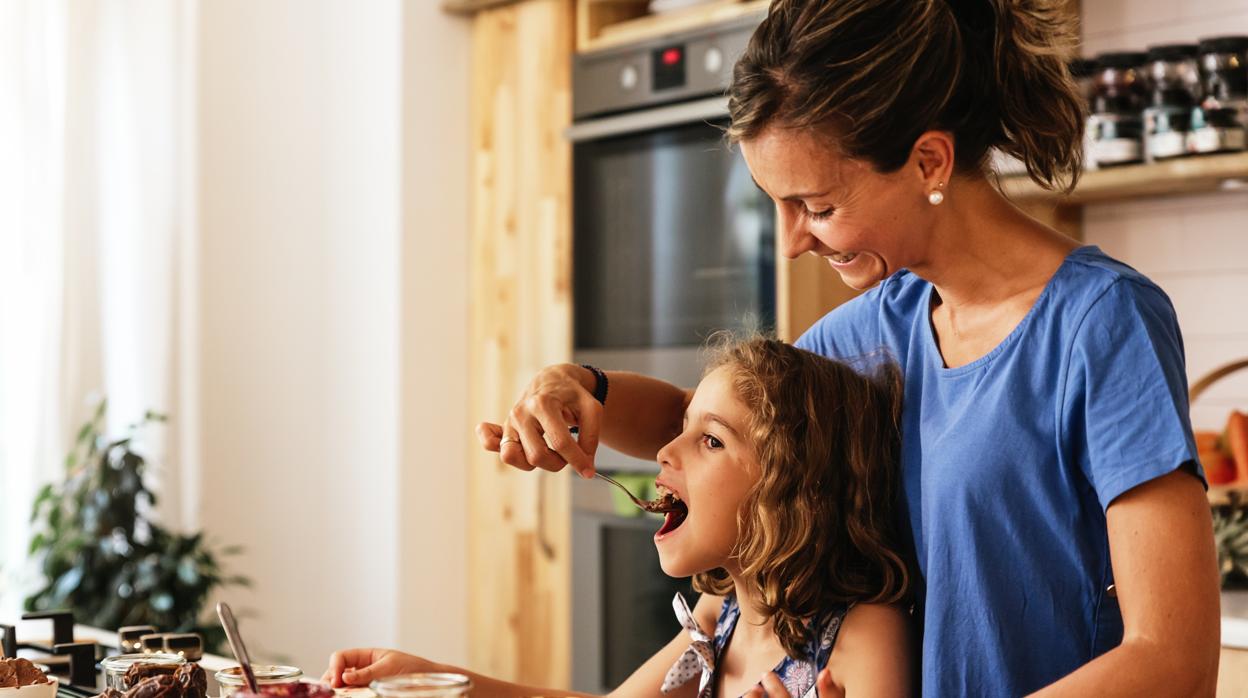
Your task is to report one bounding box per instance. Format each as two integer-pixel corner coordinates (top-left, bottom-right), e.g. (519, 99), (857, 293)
(478, 0), (1221, 695)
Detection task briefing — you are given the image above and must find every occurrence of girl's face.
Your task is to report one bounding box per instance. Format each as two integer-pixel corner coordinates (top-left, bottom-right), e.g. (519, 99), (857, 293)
(739, 126), (933, 290)
(653, 366), (759, 578)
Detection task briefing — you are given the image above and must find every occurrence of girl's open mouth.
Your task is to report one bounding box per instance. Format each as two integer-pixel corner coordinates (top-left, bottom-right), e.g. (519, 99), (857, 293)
(653, 484), (689, 538)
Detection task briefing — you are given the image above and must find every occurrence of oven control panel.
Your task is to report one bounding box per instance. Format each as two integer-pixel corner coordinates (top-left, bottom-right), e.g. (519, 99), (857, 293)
(572, 12), (762, 120)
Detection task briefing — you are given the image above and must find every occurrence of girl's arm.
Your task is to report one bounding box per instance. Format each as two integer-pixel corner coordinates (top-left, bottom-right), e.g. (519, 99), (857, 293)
(477, 365), (692, 477)
(1027, 469), (1220, 697)
(824, 603), (915, 697)
(323, 593), (723, 698)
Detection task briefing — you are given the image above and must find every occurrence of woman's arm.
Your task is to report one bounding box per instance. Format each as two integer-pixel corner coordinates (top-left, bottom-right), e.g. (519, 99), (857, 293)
(476, 365), (692, 477)
(1028, 469), (1220, 697)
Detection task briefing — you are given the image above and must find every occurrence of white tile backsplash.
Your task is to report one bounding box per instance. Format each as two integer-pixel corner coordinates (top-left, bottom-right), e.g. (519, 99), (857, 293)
(1082, 0), (1248, 427)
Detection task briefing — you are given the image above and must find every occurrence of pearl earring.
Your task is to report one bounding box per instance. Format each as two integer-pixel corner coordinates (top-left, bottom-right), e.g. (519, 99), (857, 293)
(928, 183), (945, 206)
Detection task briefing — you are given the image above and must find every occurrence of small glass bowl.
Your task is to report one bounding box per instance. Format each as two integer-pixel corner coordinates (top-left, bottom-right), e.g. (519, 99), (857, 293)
(370, 674), (472, 698)
(214, 666), (303, 698)
(101, 653), (187, 691)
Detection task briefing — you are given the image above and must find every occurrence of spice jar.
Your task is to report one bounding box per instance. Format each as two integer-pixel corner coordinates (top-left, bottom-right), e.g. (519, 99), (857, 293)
(1189, 36), (1248, 154)
(1090, 52), (1148, 166)
(1198, 36), (1248, 105)
(101, 654), (186, 691)
(215, 666), (303, 698)
(1093, 52), (1149, 114)
(371, 674), (472, 698)
(1070, 57), (1099, 110)
(1143, 44), (1201, 160)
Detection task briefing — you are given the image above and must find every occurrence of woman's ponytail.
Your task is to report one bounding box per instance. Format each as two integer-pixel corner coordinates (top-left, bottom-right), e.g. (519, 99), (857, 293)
(984, 0), (1086, 190)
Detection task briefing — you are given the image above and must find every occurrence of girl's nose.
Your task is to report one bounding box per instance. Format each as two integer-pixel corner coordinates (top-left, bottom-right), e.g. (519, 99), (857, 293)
(656, 436), (681, 471)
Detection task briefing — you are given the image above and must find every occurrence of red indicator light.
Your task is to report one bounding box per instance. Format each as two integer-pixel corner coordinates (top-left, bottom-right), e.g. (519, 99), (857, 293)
(662, 48), (682, 66)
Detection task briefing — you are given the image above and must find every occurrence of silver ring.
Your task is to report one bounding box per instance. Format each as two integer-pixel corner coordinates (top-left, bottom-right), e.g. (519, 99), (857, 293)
(499, 436), (520, 448)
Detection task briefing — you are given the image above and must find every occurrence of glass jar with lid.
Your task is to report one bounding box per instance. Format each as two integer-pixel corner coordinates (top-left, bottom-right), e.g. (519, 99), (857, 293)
(1143, 44), (1201, 160)
(214, 666), (303, 698)
(1069, 57), (1099, 111)
(371, 673), (472, 698)
(1190, 36), (1248, 154)
(1198, 35), (1248, 105)
(101, 653), (187, 691)
(1093, 51), (1149, 114)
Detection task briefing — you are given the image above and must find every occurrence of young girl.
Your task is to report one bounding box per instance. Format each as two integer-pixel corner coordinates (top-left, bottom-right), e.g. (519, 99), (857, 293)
(324, 338), (913, 697)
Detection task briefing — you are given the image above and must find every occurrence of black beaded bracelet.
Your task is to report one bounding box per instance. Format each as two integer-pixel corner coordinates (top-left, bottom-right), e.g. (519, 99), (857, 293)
(580, 364), (609, 405)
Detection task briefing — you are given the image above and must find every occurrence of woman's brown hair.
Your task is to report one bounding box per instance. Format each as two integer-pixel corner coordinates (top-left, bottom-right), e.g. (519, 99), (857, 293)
(693, 336), (909, 658)
(726, 0), (1085, 191)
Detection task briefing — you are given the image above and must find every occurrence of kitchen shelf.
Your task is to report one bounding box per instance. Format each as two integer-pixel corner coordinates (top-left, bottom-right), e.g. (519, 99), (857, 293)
(578, 0), (768, 53)
(1000, 151), (1248, 205)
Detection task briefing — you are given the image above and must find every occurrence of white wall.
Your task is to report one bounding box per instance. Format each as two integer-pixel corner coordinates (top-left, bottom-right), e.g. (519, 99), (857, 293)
(1081, 0), (1248, 431)
(196, 0), (469, 673)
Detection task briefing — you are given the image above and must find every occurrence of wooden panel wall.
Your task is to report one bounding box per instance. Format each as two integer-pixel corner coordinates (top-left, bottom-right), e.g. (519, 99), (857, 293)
(468, 0), (575, 686)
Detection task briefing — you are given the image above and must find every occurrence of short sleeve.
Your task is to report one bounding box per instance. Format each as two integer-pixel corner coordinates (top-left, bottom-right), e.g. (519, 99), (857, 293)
(1062, 279), (1203, 511)
(794, 283), (885, 359)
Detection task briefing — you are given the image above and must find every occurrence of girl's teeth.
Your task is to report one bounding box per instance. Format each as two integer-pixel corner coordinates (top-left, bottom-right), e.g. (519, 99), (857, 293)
(832, 252), (857, 263)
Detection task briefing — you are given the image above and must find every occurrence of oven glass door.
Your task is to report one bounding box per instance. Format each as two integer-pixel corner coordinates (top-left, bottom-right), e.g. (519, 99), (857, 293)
(573, 119), (776, 349)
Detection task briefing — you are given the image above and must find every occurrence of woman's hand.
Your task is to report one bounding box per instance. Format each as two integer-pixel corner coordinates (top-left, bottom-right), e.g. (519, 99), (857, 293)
(320, 648), (434, 688)
(743, 668), (843, 698)
(475, 363), (602, 478)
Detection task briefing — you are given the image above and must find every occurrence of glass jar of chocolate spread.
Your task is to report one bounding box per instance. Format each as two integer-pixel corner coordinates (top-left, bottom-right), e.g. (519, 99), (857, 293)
(101, 653), (187, 691)
(214, 666), (303, 698)
(371, 673), (472, 698)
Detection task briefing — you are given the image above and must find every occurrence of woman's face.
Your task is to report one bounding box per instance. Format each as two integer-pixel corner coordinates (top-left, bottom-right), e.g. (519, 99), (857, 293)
(653, 366), (758, 578)
(740, 126), (932, 290)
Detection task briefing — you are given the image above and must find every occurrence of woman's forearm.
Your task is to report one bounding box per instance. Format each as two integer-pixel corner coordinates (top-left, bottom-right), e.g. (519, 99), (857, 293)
(597, 370), (691, 461)
(1025, 637), (1217, 697)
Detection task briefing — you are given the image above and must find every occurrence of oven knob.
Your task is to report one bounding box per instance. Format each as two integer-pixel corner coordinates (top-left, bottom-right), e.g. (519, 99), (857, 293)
(704, 46), (724, 74)
(620, 64), (639, 90)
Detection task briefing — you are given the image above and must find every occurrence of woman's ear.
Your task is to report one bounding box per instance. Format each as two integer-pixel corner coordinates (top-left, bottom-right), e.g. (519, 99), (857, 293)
(910, 131), (956, 191)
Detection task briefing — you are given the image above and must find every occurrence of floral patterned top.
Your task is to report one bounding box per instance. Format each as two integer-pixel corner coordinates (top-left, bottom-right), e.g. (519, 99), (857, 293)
(661, 593), (850, 698)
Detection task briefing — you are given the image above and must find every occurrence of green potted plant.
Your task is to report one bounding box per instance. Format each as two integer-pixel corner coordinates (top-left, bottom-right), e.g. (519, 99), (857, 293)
(25, 399), (249, 651)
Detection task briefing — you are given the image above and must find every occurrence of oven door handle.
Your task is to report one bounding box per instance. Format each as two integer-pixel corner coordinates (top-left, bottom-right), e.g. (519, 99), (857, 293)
(565, 96), (729, 142)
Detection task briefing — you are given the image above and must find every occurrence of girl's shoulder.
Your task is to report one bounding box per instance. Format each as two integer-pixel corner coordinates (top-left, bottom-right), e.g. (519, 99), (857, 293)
(824, 603), (914, 695)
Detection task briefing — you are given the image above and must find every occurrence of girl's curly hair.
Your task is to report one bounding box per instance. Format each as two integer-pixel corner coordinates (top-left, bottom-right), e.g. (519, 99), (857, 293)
(693, 335), (910, 658)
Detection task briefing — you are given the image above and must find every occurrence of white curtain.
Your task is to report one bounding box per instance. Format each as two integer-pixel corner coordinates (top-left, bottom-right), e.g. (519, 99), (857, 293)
(0, 0), (200, 617)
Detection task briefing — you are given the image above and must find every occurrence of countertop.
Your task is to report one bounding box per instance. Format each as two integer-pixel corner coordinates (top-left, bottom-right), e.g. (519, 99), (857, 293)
(1224, 590), (1248, 649)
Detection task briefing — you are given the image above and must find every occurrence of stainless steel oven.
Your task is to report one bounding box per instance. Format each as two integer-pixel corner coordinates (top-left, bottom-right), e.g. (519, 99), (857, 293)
(567, 12), (769, 694)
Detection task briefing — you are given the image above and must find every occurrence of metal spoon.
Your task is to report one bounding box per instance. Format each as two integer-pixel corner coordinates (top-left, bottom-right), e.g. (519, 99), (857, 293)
(594, 472), (675, 514)
(216, 602), (259, 694)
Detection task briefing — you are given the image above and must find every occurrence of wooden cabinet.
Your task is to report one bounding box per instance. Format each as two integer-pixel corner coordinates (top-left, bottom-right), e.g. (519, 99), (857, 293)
(467, 0), (575, 686)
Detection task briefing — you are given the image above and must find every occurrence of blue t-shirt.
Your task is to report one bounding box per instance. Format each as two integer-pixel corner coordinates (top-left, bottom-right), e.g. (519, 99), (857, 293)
(796, 246), (1203, 697)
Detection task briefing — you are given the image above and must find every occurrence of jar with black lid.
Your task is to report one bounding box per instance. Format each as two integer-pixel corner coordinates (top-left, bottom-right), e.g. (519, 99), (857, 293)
(1143, 44), (1200, 160)
(1189, 36), (1247, 154)
(1070, 57), (1099, 111)
(1090, 52), (1148, 166)
(1198, 35), (1248, 105)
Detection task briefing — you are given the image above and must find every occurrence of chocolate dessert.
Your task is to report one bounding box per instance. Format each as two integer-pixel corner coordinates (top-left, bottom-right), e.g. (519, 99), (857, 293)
(230, 683), (334, 698)
(0, 661), (16, 689)
(644, 484), (684, 513)
(174, 664), (206, 698)
(124, 663), (178, 688)
(93, 663), (208, 698)
(0, 658), (50, 688)
(126, 674), (179, 698)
